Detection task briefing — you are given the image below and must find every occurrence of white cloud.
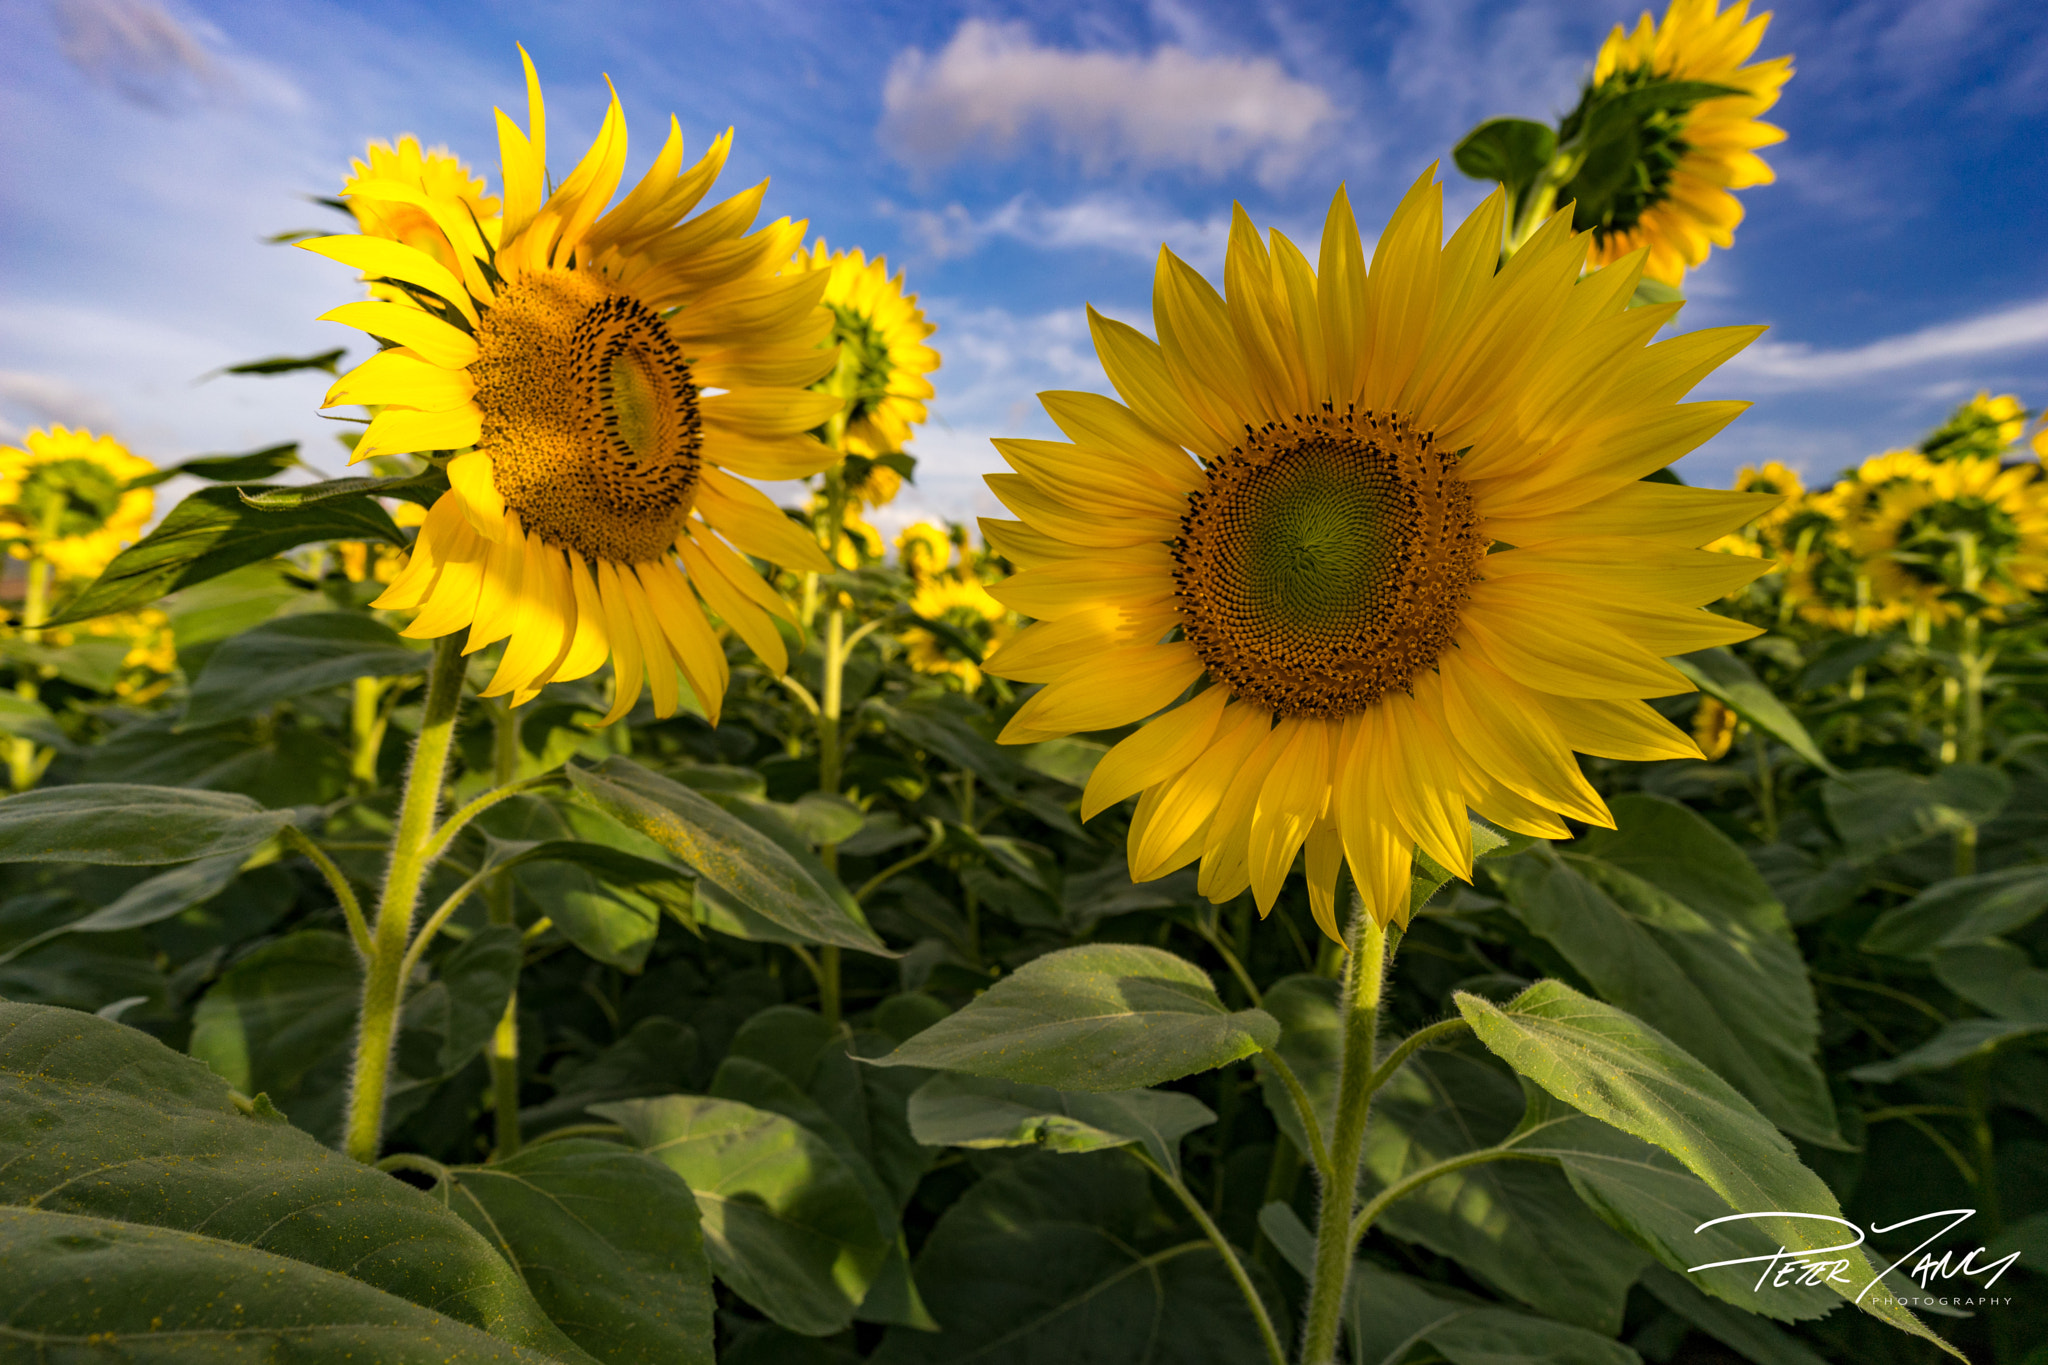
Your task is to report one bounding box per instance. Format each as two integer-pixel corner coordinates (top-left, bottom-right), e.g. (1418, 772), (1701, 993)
(896, 193), (1234, 269)
(1722, 296), (2048, 388)
(0, 372), (116, 440)
(880, 19), (1337, 184)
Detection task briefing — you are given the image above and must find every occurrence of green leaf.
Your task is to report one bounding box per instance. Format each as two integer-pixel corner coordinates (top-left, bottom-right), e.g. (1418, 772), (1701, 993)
(594, 1094), (891, 1338)
(1491, 797), (1840, 1145)
(1672, 648), (1836, 775)
(239, 465), (450, 509)
(1931, 942), (2048, 1022)
(567, 757), (888, 954)
(1451, 116), (1557, 208)
(0, 784), (294, 865)
(0, 691), (68, 749)
(908, 1073), (1214, 1177)
(45, 485), (402, 626)
(1509, 1099), (1835, 1321)
(130, 441), (301, 488)
(425, 925), (523, 1073)
(0, 1000), (592, 1360)
(875, 1151), (1275, 1365)
(183, 612), (425, 730)
(1256, 1203), (1636, 1365)
(1456, 981), (1961, 1357)
(1823, 765), (2011, 856)
(0, 852), (244, 966)
(221, 347), (347, 376)
(499, 837), (686, 972)
(442, 1139), (715, 1365)
(1365, 1052), (1651, 1332)
(1638, 1264), (1833, 1365)
(1862, 866), (2048, 956)
(867, 944), (1279, 1091)
(1847, 1018), (2048, 1082)
(188, 929), (361, 1140)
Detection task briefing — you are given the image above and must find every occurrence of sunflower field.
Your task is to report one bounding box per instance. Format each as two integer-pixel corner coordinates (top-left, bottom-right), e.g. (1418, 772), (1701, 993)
(3, 4), (2045, 1363)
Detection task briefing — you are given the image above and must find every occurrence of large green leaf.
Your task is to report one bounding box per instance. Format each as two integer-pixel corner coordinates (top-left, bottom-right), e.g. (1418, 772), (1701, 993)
(1931, 941), (2048, 1022)
(0, 784), (295, 865)
(0, 1209), (576, 1363)
(567, 758), (887, 954)
(418, 925), (523, 1074)
(908, 1073), (1214, 1176)
(1862, 865), (2048, 956)
(1452, 116), (1557, 212)
(1823, 765), (2011, 856)
(1506, 1096), (1835, 1321)
(0, 1000), (590, 1360)
(1364, 1052), (1650, 1333)
(44, 485), (402, 626)
(1672, 648), (1835, 774)
(441, 1139), (715, 1365)
(0, 852), (243, 965)
(1491, 797), (1839, 1145)
(874, 1150), (1274, 1365)
(867, 944), (1278, 1091)
(1456, 981), (1960, 1357)
(594, 1094), (891, 1338)
(130, 441), (302, 488)
(187, 929), (362, 1140)
(182, 612), (425, 730)
(1847, 1018), (2048, 1082)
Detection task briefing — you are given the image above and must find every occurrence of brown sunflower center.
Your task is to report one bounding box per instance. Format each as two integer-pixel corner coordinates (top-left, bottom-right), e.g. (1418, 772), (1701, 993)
(471, 270), (702, 564)
(1171, 408), (1485, 720)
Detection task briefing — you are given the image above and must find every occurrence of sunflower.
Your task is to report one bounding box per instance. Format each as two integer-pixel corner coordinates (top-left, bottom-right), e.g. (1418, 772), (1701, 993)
(897, 520), (953, 582)
(1571, 0), (1792, 287)
(1853, 455), (2048, 622)
(904, 573), (1010, 691)
(344, 136), (501, 298)
(788, 241), (939, 459)
(1778, 486), (1901, 633)
(1917, 390), (2030, 463)
(307, 53), (840, 725)
(980, 177), (1778, 938)
(0, 426), (154, 582)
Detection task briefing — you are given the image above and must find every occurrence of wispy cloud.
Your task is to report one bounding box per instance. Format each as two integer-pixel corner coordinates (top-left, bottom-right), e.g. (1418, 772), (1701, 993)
(880, 19), (1337, 184)
(1723, 296), (2048, 388)
(895, 193), (1233, 269)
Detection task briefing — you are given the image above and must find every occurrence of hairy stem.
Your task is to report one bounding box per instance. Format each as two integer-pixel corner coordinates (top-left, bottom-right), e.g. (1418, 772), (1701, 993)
(342, 634), (464, 1164)
(282, 825), (370, 958)
(1298, 908), (1388, 1364)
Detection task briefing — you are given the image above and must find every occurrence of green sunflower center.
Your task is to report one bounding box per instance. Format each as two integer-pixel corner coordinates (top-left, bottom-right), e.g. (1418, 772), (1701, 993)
(473, 270), (702, 565)
(1172, 409), (1485, 719)
(18, 458), (125, 541)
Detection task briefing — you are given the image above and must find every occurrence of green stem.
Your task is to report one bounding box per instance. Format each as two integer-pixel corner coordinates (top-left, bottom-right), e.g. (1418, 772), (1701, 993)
(282, 825), (371, 958)
(1364, 1017), (1472, 1096)
(1298, 908), (1388, 1365)
(1259, 1048), (1330, 1177)
(1348, 1146), (1545, 1249)
(349, 676), (391, 791)
(343, 634), (466, 1165)
(1967, 1059), (2000, 1232)
(815, 606), (851, 1027)
(1129, 1148), (1286, 1365)
(415, 771), (564, 870)
(485, 700), (523, 1159)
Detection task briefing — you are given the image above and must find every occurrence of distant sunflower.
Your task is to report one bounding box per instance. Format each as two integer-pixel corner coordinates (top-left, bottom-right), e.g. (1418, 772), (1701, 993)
(896, 520), (953, 582)
(904, 574), (1010, 691)
(345, 136), (501, 296)
(1573, 0), (1792, 286)
(788, 241), (939, 459)
(1917, 390), (2030, 463)
(1853, 456), (2048, 622)
(981, 176), (1777, 938)
(308, 53), (839, 724)
(0, 426), (154, 581)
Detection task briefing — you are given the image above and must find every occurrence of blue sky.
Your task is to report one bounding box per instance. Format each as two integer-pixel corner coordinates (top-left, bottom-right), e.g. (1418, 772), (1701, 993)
(3, 0), (2044, 530)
